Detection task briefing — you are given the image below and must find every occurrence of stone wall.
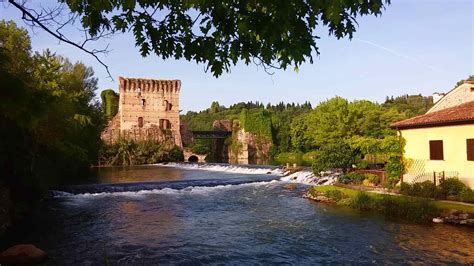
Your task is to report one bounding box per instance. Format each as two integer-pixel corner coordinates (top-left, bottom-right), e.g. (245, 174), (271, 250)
(229, 121), (272, 164)
(180, 122), (194, 147)
(212, 120), (232, 162)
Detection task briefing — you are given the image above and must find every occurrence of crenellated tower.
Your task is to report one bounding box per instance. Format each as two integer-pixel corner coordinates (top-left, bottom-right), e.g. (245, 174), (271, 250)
(101, 77), (182, 147)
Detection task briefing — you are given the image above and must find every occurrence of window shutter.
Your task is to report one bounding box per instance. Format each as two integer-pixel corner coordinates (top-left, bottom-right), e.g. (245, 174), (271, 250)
(467, 139), (474, 161)
(429, 140), (444, 160)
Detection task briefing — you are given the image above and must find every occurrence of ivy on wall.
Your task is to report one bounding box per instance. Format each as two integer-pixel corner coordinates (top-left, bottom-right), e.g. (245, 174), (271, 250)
(239, 108), (273, 141)
(101, 89), (119, 120)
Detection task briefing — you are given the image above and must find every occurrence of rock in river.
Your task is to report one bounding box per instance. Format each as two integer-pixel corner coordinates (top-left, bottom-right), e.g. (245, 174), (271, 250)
(0, 244), (47, 264)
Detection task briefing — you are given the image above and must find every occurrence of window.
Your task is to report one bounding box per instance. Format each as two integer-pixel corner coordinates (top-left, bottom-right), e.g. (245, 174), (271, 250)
(141, 99), (146, 107)
(429, 140), (443, 160)
(159, 119), (171, 129)
(138, 117), (143, 128)
(467, 139), (474, 161)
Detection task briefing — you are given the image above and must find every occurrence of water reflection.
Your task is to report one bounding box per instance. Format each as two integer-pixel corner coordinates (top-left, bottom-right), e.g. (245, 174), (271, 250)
(109, 199), (183, 248)
(391, 223), (474, 264)
(95, 165), (183, 183)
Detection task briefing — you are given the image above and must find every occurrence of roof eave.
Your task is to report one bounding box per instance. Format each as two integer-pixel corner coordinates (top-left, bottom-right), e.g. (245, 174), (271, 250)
(391, 119), (474, 130)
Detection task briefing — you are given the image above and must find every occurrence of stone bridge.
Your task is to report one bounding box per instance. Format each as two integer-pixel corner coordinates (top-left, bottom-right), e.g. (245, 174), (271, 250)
(180, 120), (233, 163)
(183, 148), (207, 163)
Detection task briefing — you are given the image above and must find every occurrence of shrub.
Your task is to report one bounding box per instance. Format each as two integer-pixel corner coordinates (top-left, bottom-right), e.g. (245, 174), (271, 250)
(309, 186), (442, 224)
(458, 187), (474, 203)
(356, 160), (369, 169)
(362, 179), (371, 186)
(379, 196), (440, 223)
(439, 178), (467, 197)
(101, 139), (183, 165)
(384, 156), (404, 186)
(364, 173), (380, 185)
(302, 151), (318, 166)
(312, 142), (359, 176)
(341, 172), (365, 185)
(166, 146), (184, 162)
(350, 192), (374, 210)
(325, 189), (346, 201)
(399, 181), (442, 199)
(380, 136), (406, 185)
(337, 175), (350, 184)
(274, 152), (305, 166)
(400, 182), (413, 195)
(414, 181), (440, 198)
(190, 139), (211, 155)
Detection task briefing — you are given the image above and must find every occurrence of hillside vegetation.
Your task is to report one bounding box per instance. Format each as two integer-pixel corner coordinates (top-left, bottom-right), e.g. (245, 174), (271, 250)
(181, 94), (434, 182)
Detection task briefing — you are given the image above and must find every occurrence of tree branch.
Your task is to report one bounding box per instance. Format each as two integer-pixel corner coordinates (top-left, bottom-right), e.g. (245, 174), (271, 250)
(8, 0), (114, 81)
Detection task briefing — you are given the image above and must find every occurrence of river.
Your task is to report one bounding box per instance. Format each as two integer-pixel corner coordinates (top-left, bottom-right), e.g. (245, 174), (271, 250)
(24, 164), (474, 264)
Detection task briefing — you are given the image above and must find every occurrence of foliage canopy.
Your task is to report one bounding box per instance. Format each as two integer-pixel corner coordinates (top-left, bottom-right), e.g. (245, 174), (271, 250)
(51, 0), (392, 76)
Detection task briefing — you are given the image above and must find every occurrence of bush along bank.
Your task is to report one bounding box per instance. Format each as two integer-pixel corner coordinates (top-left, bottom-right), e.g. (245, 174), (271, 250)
(304, 185), (474, 226)
(99, 138), (184, 166)
(333, 170), (474, 205)
(400, 178), (474, 204)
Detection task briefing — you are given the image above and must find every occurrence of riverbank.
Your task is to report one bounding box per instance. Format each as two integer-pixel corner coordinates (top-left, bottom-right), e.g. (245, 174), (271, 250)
(305, 185), (474, 225)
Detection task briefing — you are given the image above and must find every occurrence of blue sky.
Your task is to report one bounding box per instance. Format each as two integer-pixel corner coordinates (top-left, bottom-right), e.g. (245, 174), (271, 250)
(1, 0), (473, 112)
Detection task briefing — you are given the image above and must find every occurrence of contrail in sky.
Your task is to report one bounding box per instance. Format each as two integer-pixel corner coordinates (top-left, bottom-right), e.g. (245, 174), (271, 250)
(354, 38), (447, 74)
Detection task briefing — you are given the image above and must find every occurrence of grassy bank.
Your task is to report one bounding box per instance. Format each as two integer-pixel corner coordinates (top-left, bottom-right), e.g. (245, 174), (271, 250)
(307, 185), (474, 223)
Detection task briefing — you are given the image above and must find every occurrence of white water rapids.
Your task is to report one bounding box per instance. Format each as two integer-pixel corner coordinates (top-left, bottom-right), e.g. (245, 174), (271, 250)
(52, 163), (337, 198)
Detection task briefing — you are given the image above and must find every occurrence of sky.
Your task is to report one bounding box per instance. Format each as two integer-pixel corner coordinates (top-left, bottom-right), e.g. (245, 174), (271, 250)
(1, 0), (473, 112)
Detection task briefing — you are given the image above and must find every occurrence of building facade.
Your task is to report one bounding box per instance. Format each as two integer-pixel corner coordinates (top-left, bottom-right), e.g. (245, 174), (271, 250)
(428, 81), (474, 113)
(391, 81), (474, 188)
(101, 77), (182, 147)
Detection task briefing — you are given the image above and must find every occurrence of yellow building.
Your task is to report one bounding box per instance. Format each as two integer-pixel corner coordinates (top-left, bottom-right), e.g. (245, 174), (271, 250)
(391, 81), (474, 188)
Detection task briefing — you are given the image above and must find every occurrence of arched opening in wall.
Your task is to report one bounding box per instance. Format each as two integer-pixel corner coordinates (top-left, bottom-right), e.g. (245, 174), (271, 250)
(188, 155), (199, 163)
(141, 99), (146, 107)
(167, 103), (173, 111)
(138, 117), (144, 128)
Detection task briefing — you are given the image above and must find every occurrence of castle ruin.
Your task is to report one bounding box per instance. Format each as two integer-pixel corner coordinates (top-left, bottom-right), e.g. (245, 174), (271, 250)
(101, 77), (182, 147)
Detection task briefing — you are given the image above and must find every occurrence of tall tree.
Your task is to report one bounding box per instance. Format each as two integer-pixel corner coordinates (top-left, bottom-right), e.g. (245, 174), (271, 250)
(210, 101), (221, 113)
(302, 97), (351, 147)
(0, 20), (104, 197)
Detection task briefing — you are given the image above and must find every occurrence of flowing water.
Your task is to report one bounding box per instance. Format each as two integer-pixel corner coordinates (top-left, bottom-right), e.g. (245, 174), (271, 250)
(25, 164), (474, 264)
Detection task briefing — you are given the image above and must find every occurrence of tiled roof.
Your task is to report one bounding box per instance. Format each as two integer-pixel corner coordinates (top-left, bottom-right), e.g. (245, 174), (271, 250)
(391, 100), (474, 129)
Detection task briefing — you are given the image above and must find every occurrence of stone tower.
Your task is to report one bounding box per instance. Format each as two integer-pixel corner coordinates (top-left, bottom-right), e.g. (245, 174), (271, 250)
(101, 77), (182, 147)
